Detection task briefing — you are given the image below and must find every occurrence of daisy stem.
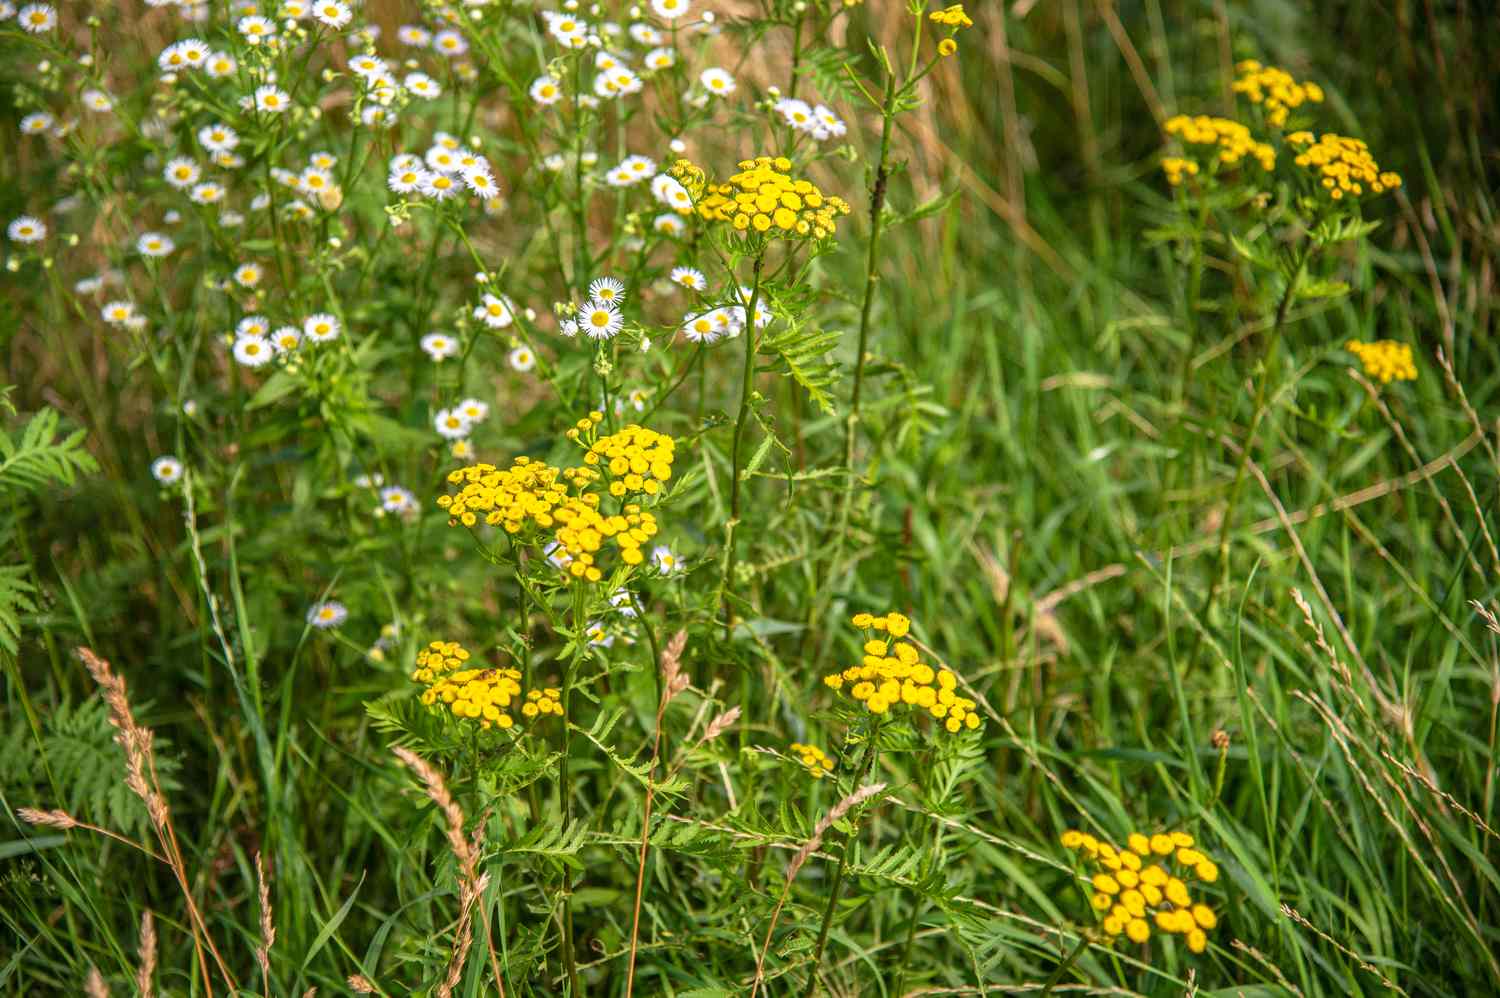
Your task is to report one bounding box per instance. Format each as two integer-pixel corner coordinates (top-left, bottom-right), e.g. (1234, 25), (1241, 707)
(722, 250), (766, 640)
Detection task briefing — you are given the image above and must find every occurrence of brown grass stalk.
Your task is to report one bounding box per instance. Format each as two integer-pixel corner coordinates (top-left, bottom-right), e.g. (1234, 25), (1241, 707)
(136, 910), (157, 998)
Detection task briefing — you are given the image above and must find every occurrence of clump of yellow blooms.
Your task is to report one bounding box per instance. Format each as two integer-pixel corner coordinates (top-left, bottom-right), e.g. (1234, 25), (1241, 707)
(412, 640), (543, 730)
(571, 421), (676, 499)
(521, 687), (564, 719)
(1163, 115), (1276, 172)
(789, 742), (835, 779)
(1161, 157), (1200, 187)
(1060, 828), (1219, 953)
(437, 413), (670, 582)
(929, 4), (973, 28)
(821, 613), (982, 734)
(672, 157), (851, 240)
(1231, 60), (1324, 127)
(1347, 339), (1417, 384)
(1287, 131), (1402, 200)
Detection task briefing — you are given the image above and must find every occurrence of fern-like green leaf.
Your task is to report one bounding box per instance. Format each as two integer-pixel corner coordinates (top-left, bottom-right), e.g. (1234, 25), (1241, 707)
(0, 407), (98, 495)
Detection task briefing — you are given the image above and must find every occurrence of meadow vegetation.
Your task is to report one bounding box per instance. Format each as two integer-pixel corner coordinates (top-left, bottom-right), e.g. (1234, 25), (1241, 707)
(2, 0), (1498, 995)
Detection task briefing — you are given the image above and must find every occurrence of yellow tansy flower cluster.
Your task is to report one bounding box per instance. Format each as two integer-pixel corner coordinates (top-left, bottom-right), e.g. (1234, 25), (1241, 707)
(437, 413), (670, 582)
(789, 742), (834, 779)
(1061, 829), (1219, 953)
(521, 687), (564, 719)
(412, 640), (526, 730)
(1347, 339), (1417, 384)
(929, 4), (973, 28)
(674, 157), (851, 240)
(1231, 60), (1324, 127)
(1287, 131), (1402, 199)
(821, 613), (982, 734)
(1161, 157), (1200, 187)
(1164, 115), (1276, 171)
(571, 420), (676, 499)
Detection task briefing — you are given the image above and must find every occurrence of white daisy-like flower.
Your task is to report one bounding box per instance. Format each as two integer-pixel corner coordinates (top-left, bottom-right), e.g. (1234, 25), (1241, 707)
(389, 152), (422, 172)
(380, 485), (417, 514)
(7, 215), (46, 243)
(425, 146), (461, 173)
(397, 24), (431, 46)
(588, 276), (626, 305)
(650, 0), (688, 21)
(813, 105), (847, 139)
(237, 15), (276, 41)
(558, 319), (579, 338)
(352, 472), (385, 489)
(404, 72), (441, 99)
(219, 210), (244, 227)
(643, 47), (674, 70)
(432, 28), (467, 56)
(473, 293), (515, 329)
(300, 168), (334, 195)
(460, 167), (499, 197)
(433, 407), (472, 439)
(432, 130), (463, 151)
(137, 232), (175, 257)
(237, 315), (271, 338)
(304, 312), (340, 342)
(580, 301), (624, 340)
(420, 331), (459, 361)
(198, 122), (239, 152)
(311, 0), (350, 28)
(530, 76), (563, 105)
(670, 266), (706, 291)
(681, 310), (720, 343)
(548, 15), (587, 46)
(18, 2), (55, 32)
(233, 334), (273, 367)
(151, 455), (184, 485)
(101, 301), (136, 325)
(348, 53), (386, 79)
(204, 51), (237, 78)
(308, 151), (337, 170)
(163, 157), (200, 189)
(19, 112), (54, 135)
(630, 23), (663, 45)
(282, 0), (308, 18)
(627, 387), (650, 410)
(651, 544), (679, 574)
(307, 600), (348, 629)
(457, 398), (489, 422)
(775, 97), (814, 131)
(387, 165), (428, 194)
(420, 171), (461, 201)
(254, 85), (290, 113)
(508, 345), (536, 372)
(271, 326), (302, 352)
(586, 620), (615, 647)
(189, 182), (226, 205)
(233, 262), (263, 288)
(81, 88), (114, 112)
(651, 173), (693, 212)
(451, 439), (474, 460)
(700, 67), (735, 96)
(622, 155), (656, 179)
(653, 213), (686, 236)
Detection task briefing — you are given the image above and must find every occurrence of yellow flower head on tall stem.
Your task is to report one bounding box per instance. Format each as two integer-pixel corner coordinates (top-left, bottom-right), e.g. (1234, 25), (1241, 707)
(1061, 827), (1220, 953)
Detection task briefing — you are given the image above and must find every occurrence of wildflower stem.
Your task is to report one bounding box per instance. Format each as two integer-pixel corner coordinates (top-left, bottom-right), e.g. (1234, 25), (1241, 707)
(801, 718), (882, 998)
(1196, 242), (1312, 631)
(558, 584), (586, 998)
(722, 250), (767, 639)
(1038, 932), (1091, 996)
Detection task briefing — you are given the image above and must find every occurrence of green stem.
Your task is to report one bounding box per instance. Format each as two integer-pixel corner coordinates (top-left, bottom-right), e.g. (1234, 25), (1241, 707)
(558, 584), (587, 997)
(722, 251), (767, 640)
(1039, 933), (1092, 997)
(801, 718), (882, 998)
(1196, 243), (1312, 628)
